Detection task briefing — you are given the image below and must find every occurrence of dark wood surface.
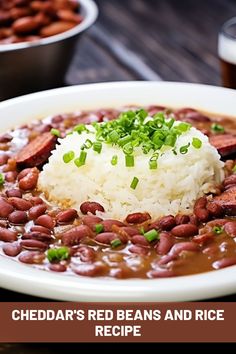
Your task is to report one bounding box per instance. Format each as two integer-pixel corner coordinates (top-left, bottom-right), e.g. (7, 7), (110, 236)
(1, 0), (236, 349)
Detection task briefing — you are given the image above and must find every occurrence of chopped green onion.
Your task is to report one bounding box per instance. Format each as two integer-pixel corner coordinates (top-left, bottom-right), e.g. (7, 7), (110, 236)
(111, 238), (122, 248)
(73, 124), (87, 134)
(144, 229), (159, 242)
(192, 137), (202, 149)
(74, 150), (87, 168)
(83, 139), (93, 149)
(149, 159), (158, 170)
(0, 173), (4, 186)
(111, 155), (118, 166)
(233, 165), (236, 173)
(179, 143), (190, 154)
(118, 135), (132, 147)
(47, 247), (70, 262)
(172, 148), (177, 155)
(123, 142), (133, 155)
(130, 176), (139, 189)
(95, 224), (104, 234)
(125, 155), (134, 167)
(93, 141), (102, 154)
(165, 134), (177, 147)
(139, 227), (145, 235)
(63, 150), (75, 163)
(50, 128), (60, 137)
(177, 122), (191, 132)
(212, 226), (223, 235)
(108, 130), (120, 143)
(211, 123), (225, 134)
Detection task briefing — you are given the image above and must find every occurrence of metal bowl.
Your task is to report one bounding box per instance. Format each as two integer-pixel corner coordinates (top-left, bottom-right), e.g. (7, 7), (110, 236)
(0, 0), (98, 101)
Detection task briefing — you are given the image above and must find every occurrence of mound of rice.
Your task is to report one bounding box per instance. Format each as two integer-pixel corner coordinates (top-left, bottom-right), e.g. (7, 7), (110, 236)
(38, 124), (224, 220)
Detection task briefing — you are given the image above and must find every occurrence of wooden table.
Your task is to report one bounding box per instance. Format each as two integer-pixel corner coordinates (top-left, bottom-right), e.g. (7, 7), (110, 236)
(1, 0), (236, 349)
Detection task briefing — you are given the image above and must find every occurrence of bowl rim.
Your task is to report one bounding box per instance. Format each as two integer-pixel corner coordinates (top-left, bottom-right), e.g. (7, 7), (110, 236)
(0, 0), (98, 52)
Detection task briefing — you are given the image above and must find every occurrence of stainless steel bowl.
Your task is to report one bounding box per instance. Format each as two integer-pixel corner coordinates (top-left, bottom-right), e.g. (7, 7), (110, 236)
(0, 0), (98, 101)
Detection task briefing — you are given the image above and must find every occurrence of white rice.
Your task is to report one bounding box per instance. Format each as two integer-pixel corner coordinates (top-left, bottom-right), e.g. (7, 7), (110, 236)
(38, 123), (224, 220)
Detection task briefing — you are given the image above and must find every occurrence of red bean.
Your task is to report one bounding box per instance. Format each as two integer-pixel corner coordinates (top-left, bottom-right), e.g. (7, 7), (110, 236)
(126, 212), (151, 224)
(6, 189), (22, 198)
(193, 232), (214, 245)
(22, 231), (52, 242)
(8, 197), (32, 211)
(56, 209), (78, 224)
(189, 214), (199, 226)
(73, 246), (96, 262)
(158, 254), (176, 265)
(95, 232), (121, 245)
(30, 225), (51, 235)
(29, 196), (44, 205)
(2, 242), (21, 257)
(21, 239), (48, 251)
(4, 171), (18, 182)
(170, 242), (199, 256)
(8, 210), (28, 224)
(123, 226), (140, 236)
(129, 245), (150, 255)
(148, 268), (175, 278)
(35, 214), (54, 229)
(155, 232), (174, 255)
(72, 262), (106, 277)
(101, 219), (125, 232)
(49, 263), (67, 272)
(194, 208), (210, 222)
(18, 251), (45, 264)
(62, 225), (93, 246)
(213, 257), (236, 269)
(0, 153), (9, 166)
(0, 227), (17, 242)
(18, 167), (39, 191)
(207, 219), (228, 227)
(158, 215), (176, 231)
(17, 168), (32, 181)
(0, 197), (14, 217)
(171, 224), (198, 238)
(82, 215), (103, 229)
(28, 204), (47, 219)
(224, 221), (236, 237)
(0, 133), (13, 143)
(175, 214), (190, 225)
(80, 201), (105, 215)
(131, 235), (149, 246)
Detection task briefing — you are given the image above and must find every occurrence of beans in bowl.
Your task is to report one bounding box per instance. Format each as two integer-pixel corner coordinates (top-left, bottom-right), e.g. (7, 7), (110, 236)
(0, 105), (236, 278)
(0, 0), (83, 44)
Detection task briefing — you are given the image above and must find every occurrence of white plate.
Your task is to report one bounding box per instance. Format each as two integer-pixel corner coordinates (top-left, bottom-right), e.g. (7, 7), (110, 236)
(0, 81), (236, 302)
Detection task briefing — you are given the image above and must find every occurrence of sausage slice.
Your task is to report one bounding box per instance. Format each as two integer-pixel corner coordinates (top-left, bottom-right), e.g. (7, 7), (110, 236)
(16, 132), (57, 168)
(214, 186), (236, 216)
(209, 134), (236, 157)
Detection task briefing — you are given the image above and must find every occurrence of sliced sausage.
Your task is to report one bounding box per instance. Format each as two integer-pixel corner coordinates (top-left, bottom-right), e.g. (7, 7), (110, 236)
(16, 132), (57, 168)
(209, 134), (236, 157)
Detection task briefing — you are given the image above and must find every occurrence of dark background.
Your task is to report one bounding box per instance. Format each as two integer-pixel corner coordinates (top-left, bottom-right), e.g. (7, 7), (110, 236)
(1, 0), (236, 350)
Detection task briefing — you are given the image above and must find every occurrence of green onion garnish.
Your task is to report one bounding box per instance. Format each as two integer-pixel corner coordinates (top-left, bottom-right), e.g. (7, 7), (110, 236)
(83, 139), (93, 149)
(232, 165), (236, 173)
(123, 142), (134, 155)
(50, 128), (60, 137)
(125, 155), (134, 167)
(144, 229), (159, 242)
(47, 247), (70, 262)
(111, 239), (122, 248)
(111, 155), (118, 166)
(177, 122), (191, 132)
(95, 224), (104, 234)
(140, 227), (145, 235)
(93, 141), (102, 154)
(63, 150), (75, 163)
(118, 135), (132, 147)
(0, 173), (5, 186)
(149, 159), (158, 170)
(212, 226), (223, 235)
(179, 143), (190, 154)
(130, 176), (139, 189)
(74, 150), (87, 168)
(211, 123), (225, 134)
(73, 124), (87, 134)
(192, 137), (202, 149)
(108, 130), (120, 143)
